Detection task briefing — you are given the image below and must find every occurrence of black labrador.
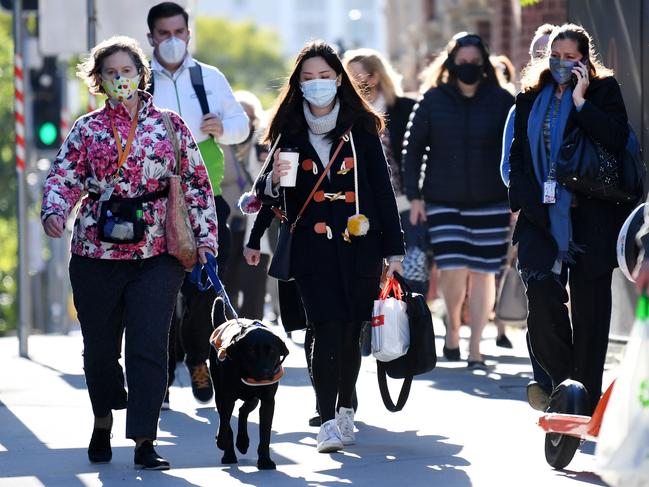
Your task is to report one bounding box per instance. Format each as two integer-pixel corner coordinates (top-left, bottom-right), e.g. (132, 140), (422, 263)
(209, 318), (289, 470)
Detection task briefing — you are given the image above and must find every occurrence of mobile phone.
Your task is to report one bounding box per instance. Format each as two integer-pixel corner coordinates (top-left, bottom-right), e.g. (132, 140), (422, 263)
(571, 59), (589, 86)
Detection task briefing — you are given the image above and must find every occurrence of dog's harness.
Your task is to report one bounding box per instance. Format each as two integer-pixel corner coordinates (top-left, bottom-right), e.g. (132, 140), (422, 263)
(209, 321), (286, 386)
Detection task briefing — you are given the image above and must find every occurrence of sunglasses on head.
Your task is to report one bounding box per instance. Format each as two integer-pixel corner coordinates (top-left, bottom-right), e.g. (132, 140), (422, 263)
(453, 33), (484, 48)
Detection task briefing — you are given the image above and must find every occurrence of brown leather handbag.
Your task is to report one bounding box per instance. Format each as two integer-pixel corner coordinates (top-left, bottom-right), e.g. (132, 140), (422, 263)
(161, 112), (197, 270)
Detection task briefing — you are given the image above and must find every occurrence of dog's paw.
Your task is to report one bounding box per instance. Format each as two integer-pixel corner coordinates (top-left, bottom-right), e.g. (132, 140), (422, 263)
(221, 451), (238, 465)
(236, 433), (250, 454)
(257, 457), (276, 470)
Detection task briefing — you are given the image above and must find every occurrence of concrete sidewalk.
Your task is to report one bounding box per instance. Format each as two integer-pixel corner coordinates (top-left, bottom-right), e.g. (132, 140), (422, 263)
(0, 320), (620, 487)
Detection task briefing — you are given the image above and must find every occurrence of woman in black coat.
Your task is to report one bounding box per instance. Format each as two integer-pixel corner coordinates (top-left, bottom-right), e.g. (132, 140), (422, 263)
(255, 40), (404, 453)
(404, 33), (514, 368)
(509, 24), (630, 416)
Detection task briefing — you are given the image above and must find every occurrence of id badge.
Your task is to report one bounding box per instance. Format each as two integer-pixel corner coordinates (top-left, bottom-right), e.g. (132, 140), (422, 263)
(98, 186), (115, 202)
(543, 181), (557, 204)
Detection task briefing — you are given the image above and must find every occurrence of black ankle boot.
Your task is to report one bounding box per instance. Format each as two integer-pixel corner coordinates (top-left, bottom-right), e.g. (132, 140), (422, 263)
(134, 440), (170, 470)
(88, 428), (112, 463)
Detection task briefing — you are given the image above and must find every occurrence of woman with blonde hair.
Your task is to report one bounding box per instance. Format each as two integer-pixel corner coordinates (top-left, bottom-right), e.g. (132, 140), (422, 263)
(343, 49), (425, 291)
(342, 49), (415, 209)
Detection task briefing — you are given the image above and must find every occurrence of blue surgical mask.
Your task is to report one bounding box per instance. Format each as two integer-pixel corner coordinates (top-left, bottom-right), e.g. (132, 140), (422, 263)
(549, 57), (578, 85)
(300, 79), (338, 108)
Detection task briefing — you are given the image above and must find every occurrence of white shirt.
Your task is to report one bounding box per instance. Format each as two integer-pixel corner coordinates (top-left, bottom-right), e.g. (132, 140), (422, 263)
(150, 54), (249, 145)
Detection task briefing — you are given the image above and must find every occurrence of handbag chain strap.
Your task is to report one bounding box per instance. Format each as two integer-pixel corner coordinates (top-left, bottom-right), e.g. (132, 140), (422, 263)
(290, 129), (351, 233)
(161, 111), (182, 176)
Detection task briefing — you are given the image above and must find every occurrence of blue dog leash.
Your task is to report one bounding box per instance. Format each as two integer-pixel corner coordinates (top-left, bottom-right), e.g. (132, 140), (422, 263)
(189, 253), (238, 320)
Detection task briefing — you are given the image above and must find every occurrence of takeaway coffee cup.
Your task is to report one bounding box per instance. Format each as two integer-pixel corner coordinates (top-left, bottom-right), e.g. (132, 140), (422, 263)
(279, 148), (300, 187)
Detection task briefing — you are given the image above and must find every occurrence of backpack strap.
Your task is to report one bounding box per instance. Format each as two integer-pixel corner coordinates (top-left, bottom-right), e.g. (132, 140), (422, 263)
(147, 61), (155, 95)
(189, 62), (210, 115)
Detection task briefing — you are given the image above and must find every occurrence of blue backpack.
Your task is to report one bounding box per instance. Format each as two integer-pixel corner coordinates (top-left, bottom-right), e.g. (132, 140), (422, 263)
(620, 125), (647, 204)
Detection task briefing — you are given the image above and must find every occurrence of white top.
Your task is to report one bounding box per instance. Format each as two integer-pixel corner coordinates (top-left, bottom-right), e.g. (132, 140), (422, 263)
(150, 54), (249, 145)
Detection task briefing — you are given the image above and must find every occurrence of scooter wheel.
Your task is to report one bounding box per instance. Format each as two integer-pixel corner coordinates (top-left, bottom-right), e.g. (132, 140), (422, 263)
(543, 379), (590, 470)
(544, 432), (580, 469)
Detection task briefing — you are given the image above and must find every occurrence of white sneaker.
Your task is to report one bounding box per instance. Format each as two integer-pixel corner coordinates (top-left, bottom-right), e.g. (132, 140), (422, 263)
(336, 407), (355, 445)
(316, 419), (343, 453)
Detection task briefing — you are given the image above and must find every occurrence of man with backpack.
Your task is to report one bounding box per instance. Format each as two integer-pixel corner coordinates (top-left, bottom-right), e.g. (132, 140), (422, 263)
(147, 2), (249, 407)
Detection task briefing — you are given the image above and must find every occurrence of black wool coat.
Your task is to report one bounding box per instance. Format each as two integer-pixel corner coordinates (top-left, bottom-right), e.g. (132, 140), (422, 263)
(403, 81), (514, 205)
(257, 126), (405, 323)
(508, 76), (631, 277)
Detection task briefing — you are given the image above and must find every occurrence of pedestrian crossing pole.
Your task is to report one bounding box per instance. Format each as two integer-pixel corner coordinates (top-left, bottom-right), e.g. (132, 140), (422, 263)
(14, 0), (31, 358)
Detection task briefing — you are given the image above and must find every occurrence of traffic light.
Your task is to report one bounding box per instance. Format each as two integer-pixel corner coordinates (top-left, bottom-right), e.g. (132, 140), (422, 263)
(30, 57), (62, 151)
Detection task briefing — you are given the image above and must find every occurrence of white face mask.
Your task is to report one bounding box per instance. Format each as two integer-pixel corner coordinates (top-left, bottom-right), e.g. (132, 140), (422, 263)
(300, 79), (338, 108)
(158, 36), (187, 65)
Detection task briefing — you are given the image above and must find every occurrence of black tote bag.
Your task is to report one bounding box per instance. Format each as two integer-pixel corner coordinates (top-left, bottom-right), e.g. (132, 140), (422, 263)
(377, 272), (437, 412)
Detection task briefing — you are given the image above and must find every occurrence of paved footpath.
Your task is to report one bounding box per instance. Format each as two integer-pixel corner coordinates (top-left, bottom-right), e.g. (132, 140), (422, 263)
(0, 318), (620, 487)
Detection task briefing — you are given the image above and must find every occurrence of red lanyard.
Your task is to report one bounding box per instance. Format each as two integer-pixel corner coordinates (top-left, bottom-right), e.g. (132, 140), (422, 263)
(111, 105), (139, 173)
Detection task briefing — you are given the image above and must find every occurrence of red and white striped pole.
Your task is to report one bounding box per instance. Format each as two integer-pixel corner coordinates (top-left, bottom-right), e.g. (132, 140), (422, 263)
(14, 0), (30, 358)
(14, 53), (25, 171)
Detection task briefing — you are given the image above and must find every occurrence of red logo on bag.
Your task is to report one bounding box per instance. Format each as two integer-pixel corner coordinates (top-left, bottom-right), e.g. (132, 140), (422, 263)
(372, 315), (384, 327)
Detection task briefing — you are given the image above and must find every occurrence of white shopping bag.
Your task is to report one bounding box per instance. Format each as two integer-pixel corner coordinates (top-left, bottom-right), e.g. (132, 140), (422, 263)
(595, 295), (649, 487)
(371, 277), (410, 362)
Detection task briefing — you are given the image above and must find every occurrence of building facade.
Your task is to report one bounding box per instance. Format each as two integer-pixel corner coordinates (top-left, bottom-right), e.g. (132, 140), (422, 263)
(197, 0), (387, 58)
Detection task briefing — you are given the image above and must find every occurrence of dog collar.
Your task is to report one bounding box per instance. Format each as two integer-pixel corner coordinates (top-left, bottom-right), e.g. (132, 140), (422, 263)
(241, 364), (284, 387)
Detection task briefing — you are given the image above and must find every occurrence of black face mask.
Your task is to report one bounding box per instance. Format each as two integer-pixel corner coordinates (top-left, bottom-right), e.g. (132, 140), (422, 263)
(451, 62), (483, 85)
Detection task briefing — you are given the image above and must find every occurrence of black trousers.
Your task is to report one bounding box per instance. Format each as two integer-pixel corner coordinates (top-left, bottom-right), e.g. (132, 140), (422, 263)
(69, 254), (184, 439)
(223, 221), (270, 320)
(168, 196), (230, 382)
(525, 265), (613, 414)
(311, 320), (362, 422)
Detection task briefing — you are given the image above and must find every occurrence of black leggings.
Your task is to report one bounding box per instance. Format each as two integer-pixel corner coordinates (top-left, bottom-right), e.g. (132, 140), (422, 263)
(311, 320), (362, 422)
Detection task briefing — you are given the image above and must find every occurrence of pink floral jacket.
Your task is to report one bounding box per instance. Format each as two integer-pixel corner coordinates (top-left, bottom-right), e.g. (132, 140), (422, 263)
(41, 91), (218, 260)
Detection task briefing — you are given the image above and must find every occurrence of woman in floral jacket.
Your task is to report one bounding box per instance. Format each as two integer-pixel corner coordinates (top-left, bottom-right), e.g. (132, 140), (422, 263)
(41, 36), (217, 470)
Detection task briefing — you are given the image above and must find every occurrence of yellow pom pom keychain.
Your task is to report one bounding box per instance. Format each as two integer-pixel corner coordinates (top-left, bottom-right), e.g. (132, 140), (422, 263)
(345, 131), (370, 239)
(347, 213), (369, 236)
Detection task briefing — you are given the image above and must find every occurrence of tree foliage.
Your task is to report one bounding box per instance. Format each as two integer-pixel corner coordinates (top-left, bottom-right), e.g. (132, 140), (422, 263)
(0, 12), (17, 335)
(194, 17), (288, 108)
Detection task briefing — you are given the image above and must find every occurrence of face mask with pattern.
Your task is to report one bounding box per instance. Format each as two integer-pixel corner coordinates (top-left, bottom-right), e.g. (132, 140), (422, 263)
(102, 74), (141, 102)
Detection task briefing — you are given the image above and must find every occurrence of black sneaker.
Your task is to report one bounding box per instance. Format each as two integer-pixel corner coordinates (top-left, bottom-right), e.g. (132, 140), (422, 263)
(496, 334), (513, 349)
(308, 413), (322, 427)
(88, 428), (112, 463)
(134, 441), (170, 470)
(187, 362), (213, 404)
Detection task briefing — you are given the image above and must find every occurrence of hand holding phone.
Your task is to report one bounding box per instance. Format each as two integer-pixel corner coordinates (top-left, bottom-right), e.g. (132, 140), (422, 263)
(572, 59), (589, 107)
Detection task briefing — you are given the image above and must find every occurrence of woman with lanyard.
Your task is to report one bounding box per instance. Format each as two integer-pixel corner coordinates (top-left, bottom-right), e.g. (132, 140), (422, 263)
(41, 36), (218, 470)
(508, 24), (630, 416)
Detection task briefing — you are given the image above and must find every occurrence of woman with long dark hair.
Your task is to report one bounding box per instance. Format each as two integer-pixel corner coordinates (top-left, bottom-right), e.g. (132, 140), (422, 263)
(509, 23), (630, 417)
(404, 33), (514, 369)
(255, 40), (404, 453)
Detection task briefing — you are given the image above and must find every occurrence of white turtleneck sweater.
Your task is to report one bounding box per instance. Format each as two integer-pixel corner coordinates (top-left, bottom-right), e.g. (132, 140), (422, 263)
(303, 100), (340, 176)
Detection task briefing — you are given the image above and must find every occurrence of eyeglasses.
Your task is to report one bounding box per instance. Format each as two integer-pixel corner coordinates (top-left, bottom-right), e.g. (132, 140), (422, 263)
(453, 33), (484, 48)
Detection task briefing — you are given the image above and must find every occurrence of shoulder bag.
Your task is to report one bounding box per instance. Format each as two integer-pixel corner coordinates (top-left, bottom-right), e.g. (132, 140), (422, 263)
(161, 111), (198, 270)
(557, 124), (644, 204)
(268, 132), (349, 281)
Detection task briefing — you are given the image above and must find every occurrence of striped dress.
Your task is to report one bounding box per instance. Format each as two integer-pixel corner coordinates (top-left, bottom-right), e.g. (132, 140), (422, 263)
(426, 202), (511, 273)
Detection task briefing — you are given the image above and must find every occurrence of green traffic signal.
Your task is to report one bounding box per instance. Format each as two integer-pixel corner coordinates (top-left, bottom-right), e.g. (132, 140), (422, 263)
(38, 122), (58, 146)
